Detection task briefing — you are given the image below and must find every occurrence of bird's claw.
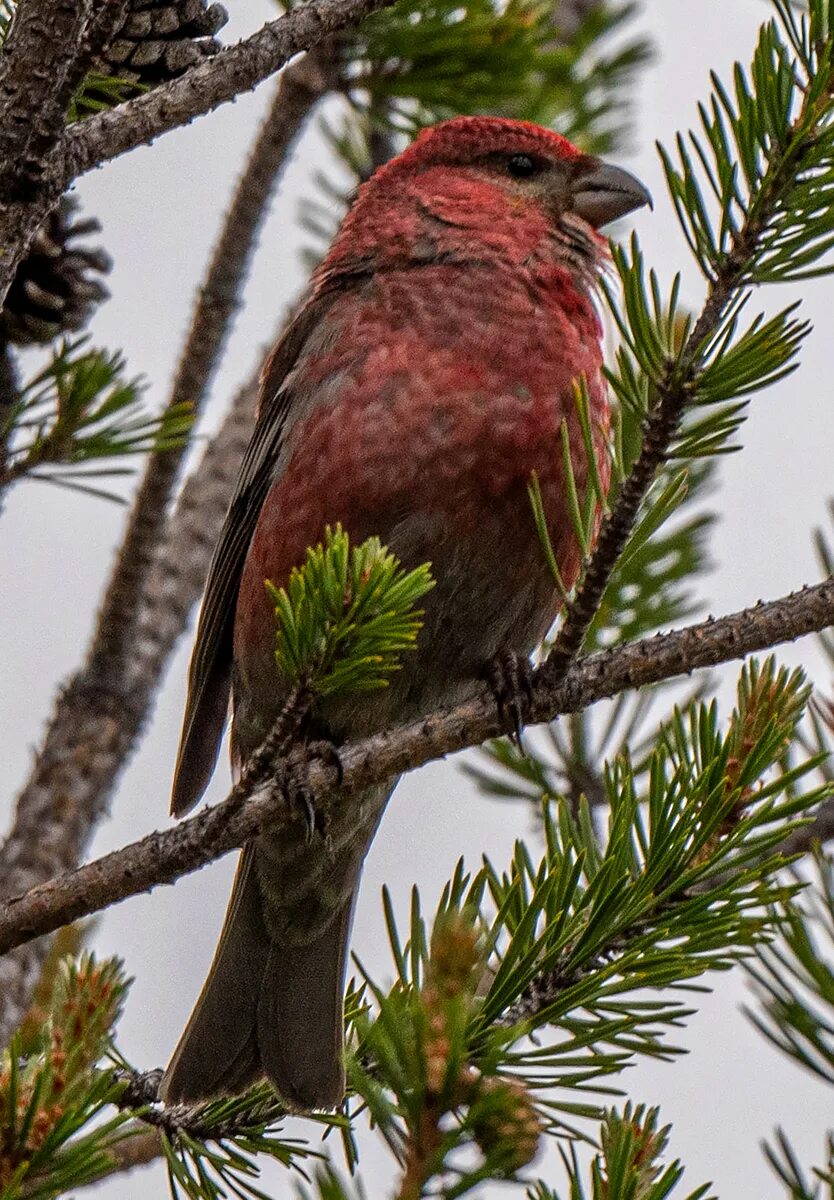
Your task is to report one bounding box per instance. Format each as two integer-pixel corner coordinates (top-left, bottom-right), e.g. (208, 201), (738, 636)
(286, 739), (344, 844)
(485, 649), (533, 748)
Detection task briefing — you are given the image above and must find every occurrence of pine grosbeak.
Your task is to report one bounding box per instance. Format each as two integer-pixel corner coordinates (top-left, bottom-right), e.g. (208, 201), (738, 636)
(163, 116), (650, 1109)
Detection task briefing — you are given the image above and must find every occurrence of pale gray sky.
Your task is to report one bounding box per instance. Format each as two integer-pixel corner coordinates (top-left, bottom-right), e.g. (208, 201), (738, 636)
(2, 2), (833, 1196)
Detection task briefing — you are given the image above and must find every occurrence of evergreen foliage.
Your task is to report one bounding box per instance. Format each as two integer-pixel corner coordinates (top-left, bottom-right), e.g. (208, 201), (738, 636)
(746, 851), (834, 1197)
(0, 955), (134, 1199)
(268, 525), (435, 698)
(0, 338), (192, 500)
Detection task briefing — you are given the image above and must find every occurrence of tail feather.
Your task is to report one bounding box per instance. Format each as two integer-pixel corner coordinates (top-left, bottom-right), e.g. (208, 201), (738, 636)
(257, 898), (355, 1110)
(161, 847), (357, 1110)
(162, 846), (268, 1104)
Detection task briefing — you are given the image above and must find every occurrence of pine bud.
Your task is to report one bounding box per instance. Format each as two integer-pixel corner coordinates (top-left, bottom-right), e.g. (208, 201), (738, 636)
(420, 912), (483, 1096)
(469, 1076), (543, 1173)
(426, 911), (482, 1001)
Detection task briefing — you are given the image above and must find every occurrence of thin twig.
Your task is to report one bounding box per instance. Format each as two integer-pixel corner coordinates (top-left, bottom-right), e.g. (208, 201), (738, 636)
(112, 1068), (289, 1141)
(2, 576), (834, 956)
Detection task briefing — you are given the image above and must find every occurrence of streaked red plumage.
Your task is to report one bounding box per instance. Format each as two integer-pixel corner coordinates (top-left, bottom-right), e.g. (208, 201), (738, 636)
(163, 116), (649, 1111)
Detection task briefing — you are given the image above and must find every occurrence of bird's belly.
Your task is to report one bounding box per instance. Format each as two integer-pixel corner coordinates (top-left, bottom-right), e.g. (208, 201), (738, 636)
(232, 453), (583, 754)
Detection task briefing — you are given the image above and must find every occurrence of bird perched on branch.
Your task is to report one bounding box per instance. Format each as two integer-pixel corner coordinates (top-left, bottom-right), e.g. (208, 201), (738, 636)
(162, 115), (650, 1110)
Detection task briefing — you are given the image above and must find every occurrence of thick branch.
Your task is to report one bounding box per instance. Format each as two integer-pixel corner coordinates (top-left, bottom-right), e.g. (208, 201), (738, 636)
(0, 0), (129, 305)
(88, 55), (326, 681)
(2, 576), (833, 956)
(0, 0), (90, 203)
(62, 0), (394, 180)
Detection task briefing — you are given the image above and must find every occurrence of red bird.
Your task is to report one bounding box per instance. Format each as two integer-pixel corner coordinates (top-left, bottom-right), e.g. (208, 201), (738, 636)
(162, 116), (650, 1110)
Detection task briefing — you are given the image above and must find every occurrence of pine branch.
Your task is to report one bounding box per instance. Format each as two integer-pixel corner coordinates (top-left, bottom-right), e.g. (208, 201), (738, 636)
(538, 1105), (712, 1200)
(87, 53), (329, 683)
(107, 1069), (321, 1200)
(0, 0), (129, 307)
(0, 339), (190, 501)
(2, 576), (834, 958)
(0, 0), (399, 310)
(0, 0), (91, 204)
(544, 13), (834, 682)
(61, 0), (395, 179)
(346, 695), (811, 1198)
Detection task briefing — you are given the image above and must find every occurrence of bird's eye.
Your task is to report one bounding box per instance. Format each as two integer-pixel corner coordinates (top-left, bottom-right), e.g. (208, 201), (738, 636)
(506, 153), (539, 178)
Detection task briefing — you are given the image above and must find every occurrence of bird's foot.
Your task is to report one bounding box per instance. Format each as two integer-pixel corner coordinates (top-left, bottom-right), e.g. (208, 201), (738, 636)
(286, 739), (344, 844)
(484, 649), (533, 748)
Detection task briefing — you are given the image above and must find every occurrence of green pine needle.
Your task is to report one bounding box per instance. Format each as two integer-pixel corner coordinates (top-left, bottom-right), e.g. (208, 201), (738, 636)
(533, 1104), (714, 1200)
(1, 337), (193, 499)
(158, 1082), (325, 1200)
(268, 525), (435, 697)
(527, 470), (569, 604)
(0, 954), (135, 1200)
(67, 73), (146, 123)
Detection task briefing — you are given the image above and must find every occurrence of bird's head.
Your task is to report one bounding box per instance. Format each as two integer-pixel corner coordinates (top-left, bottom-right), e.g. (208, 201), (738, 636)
(320, 116), (651, 282)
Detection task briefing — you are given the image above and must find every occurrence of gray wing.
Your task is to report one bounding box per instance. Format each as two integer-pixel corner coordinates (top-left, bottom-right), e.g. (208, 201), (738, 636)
(171, 297), (330, 816)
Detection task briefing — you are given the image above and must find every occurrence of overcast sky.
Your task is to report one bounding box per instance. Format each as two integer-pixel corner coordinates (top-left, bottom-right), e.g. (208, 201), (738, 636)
(2, 1), (834, 1196)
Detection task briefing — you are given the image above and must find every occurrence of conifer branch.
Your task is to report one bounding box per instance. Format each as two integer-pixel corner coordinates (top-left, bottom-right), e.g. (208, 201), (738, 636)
(2, 575), (834, 958)
(0, 0), (129, 307)
(546, 24), (834, 679)
(60, 0), (395, 179)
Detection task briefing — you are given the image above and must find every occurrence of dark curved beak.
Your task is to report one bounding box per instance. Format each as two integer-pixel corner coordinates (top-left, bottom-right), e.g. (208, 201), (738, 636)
(570, 159), (653, 229)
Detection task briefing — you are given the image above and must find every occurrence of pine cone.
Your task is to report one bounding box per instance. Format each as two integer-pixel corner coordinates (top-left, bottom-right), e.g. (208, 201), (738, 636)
(98, 0), (228, 86)
(1, 199), (111, 346)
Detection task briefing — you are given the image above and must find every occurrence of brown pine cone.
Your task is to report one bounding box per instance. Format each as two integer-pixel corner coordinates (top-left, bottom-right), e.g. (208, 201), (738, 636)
(97, 0), (228, 85)
(1, 199), (111, 346)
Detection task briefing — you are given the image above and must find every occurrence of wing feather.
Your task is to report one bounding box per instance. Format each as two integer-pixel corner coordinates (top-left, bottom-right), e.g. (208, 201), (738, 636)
(171, 297), (331, 816)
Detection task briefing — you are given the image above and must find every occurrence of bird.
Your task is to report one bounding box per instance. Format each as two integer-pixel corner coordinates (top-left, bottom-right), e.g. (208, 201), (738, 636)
(161, 115), (650, 1111)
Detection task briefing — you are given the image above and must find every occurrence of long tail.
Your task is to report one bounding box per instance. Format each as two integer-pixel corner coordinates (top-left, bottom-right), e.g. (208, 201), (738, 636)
(162, 788), (388, 1109)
